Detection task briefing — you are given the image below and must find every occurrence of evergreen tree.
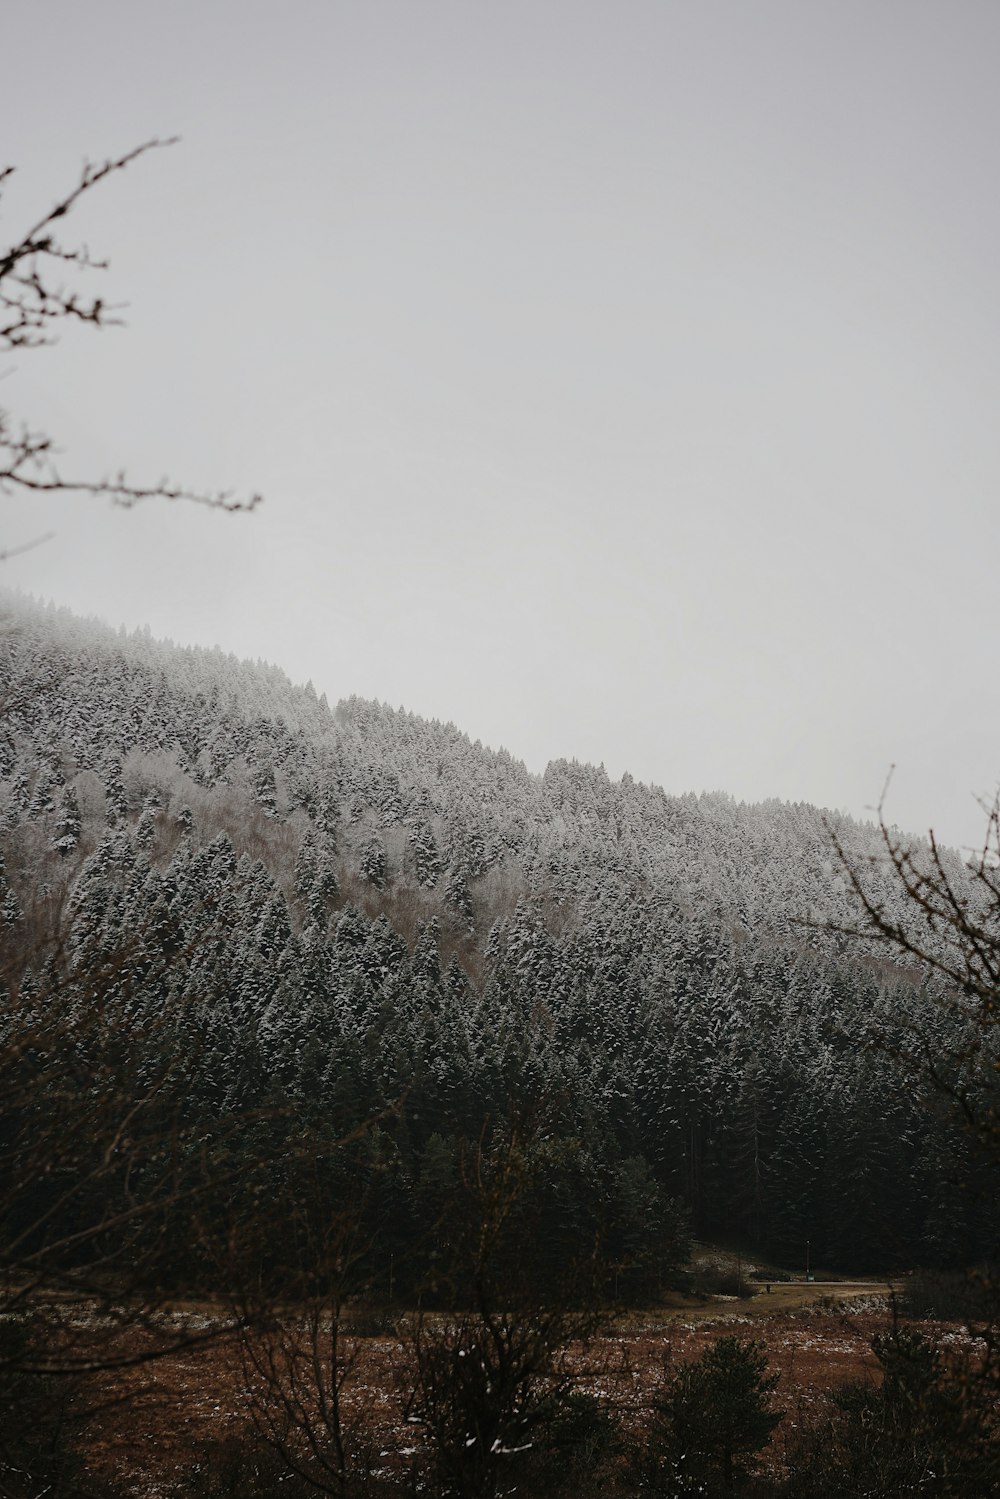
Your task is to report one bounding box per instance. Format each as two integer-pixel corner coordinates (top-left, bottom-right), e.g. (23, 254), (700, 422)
(411, 820), (441, 888)
(51, 785), (82, 856)
(637, 1336), (781, 1494)
(444, 862), (475, 928)
(253, 763), (279, 818)
(103, 762), (128, 827)
(360, 836), (387, 890)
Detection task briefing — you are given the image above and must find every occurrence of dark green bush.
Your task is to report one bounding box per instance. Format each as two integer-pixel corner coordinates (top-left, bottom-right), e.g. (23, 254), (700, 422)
(782, 1324), (1000, 1499)
(899, 1266), (996, 1322)
(632, 1335), (782, 1495)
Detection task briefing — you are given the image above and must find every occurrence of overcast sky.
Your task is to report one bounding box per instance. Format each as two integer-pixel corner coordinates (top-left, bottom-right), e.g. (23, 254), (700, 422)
(2, 1), (998, 850)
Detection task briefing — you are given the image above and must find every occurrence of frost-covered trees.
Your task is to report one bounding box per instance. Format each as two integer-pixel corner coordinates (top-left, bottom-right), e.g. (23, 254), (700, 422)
(50, 785), (81, 855)
(410, 819), (441, 888)
(0, 588), (992, 1281)
(359, 836), (387, 890)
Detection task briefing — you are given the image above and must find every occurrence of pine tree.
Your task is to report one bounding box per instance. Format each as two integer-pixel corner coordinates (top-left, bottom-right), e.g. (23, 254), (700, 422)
(411, 820), (441, 889)
(103, 763), (128, 827)
(253, 763), (279, 819)
(0, 854), (22, 928)
(638, 1336), (781, 1494)
(51, 786), (82, 856)
(28, 764), (61, 819)
(444, 862), (474, 928)
(360, 837), (386, 891)
(135, 807), (156, 851)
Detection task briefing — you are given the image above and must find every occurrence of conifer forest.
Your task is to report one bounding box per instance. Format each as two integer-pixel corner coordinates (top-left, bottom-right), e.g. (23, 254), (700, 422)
(4, 0), (1000, 1485)
(3, 589), (999, 1497)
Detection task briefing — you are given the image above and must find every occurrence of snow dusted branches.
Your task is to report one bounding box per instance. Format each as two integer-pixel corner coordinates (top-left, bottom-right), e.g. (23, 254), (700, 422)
(0, 139), (261, 514)
(827, 772), (1000, 1025)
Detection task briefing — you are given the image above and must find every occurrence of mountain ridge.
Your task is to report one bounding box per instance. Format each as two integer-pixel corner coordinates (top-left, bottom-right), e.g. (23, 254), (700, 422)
(2, 585), (989, 1274)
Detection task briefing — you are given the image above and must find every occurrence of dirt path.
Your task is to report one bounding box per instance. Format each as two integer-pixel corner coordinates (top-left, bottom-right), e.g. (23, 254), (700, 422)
(642, 1279), (892, 1323)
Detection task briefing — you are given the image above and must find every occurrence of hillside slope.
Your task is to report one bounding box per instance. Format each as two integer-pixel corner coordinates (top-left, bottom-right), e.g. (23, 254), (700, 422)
(1, 590), (989, 1275)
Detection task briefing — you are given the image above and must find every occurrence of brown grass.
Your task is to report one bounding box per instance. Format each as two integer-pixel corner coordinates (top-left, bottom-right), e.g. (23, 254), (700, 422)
(73, 1290), (940, 1495)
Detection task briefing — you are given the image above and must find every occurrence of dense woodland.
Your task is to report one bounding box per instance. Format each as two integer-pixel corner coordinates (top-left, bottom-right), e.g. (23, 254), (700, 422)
(1, 587), (995, 1309)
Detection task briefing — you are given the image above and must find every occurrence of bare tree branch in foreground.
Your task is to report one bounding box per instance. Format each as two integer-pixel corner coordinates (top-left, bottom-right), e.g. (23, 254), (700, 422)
(823, 776), (1000, 1153)
(0, 139), (261, 514)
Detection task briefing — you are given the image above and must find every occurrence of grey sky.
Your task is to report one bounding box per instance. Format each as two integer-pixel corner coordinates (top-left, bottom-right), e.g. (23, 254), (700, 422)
(3, 1), (998, 850)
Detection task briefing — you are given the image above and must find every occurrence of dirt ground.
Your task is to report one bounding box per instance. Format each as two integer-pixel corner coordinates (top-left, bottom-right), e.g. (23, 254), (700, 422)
(79, 1290), (980, 1496)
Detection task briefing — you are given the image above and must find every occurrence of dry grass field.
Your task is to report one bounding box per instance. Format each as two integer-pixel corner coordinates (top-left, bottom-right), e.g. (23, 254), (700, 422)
(74, 1284), (987, 1496)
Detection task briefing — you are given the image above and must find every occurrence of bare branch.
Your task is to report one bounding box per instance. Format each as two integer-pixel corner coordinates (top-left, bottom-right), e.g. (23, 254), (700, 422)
(822, 776), (1000, 1162)
(0, 138), (262, 518)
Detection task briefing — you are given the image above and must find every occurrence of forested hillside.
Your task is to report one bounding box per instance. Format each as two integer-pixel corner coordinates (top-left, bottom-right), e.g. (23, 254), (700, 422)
(1, 589), (992, 1287)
